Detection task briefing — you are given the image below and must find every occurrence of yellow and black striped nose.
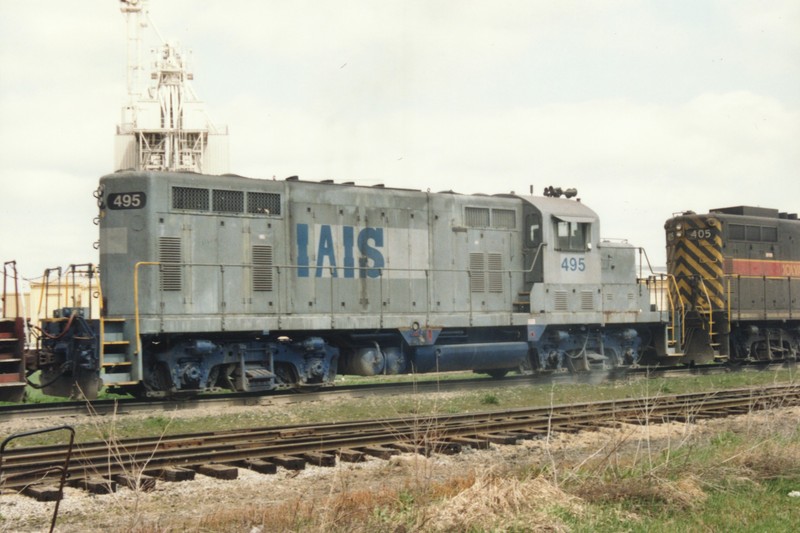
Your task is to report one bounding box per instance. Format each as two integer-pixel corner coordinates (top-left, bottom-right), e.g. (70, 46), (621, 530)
(666, 215), (725, 310)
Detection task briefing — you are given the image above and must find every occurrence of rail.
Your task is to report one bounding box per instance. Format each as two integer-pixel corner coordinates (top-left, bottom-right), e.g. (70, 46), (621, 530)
(1, 384), (798, 494)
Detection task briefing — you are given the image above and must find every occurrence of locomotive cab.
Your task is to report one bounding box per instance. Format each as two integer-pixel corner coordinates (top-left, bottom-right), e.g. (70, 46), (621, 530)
(523, 196), (600, 320)
(519, 193), (663, 371)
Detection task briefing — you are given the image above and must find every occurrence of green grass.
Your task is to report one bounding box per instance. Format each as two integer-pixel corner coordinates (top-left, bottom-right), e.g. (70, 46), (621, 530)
(2, 367), (796, 446)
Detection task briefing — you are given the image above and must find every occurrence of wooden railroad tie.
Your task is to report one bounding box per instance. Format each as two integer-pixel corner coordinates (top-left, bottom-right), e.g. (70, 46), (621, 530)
(360, 445), (400, 460)
(69, 476), (117, 494)
(22, 484), (63, 502)
(241, 459), (277, 475)
(449, 436), (491, 450)
(193, 464), (239, 480)
(303, 451), (336, 467)
(271, 455), (306, 470)
(337, 449), (365, 462)
(150, 467), (196, 482)
(477, 433), (519, 445)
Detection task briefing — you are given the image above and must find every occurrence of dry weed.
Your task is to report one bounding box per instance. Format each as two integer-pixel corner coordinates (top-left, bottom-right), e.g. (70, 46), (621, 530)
(575, 472), (707, 511)
(725, 440), (800, 481)
(425, 471), (583, 532)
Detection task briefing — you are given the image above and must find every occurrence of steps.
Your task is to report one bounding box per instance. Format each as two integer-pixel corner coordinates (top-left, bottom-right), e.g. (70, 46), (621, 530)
(513, 291), (530, 312)
(101, 318), (136, 385)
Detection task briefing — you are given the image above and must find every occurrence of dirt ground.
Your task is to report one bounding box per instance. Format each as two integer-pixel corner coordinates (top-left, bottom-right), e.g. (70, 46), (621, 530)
(2, 399), (799, 532)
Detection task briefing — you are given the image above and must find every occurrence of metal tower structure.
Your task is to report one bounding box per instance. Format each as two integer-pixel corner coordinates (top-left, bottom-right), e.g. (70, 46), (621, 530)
(115, 0), (229, 174)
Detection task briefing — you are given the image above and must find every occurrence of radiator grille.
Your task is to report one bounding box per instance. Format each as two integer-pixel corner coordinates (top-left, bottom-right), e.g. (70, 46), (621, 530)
(465, 207), (490, 228)
(172, 187), (209, 210)
(488, 253), (503, 294)
(492, 209), (516, 229)
(158, 237), (182, 291)
(581, 290), (594, 310)
(213, 189), (244, 213)
(247, 192), (282, 215)
(252, 245), (274, 292)
(469, 252), (485, 293)
(554, 291), (568, 311)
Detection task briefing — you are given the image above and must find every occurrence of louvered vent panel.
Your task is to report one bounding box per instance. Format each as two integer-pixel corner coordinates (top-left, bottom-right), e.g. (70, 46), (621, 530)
(172, 187), (209, 210)
(554, 290), (568, 311)
(488, 253), (503, 294)
(252, 245), (274, 292)
(159, 237), (182, 291)
(492, 209), (516, 229)
(465, 207), (490, 228)
(470, 252), (485, 293)
(581, 290), (594, 310)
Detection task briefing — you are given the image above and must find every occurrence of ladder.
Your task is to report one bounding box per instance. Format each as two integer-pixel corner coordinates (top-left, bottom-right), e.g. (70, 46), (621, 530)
(99, 317), (136, 386)
(1, 261), (26, 402)
(693, 277), (728, 361)
(665, 274), (686, 354)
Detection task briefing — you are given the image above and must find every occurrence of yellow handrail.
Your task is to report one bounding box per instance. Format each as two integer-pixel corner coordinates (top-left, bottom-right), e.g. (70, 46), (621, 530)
(664, 274), (685, 348)
(134, 261), (161, 357)
(695, 277), (715, 343)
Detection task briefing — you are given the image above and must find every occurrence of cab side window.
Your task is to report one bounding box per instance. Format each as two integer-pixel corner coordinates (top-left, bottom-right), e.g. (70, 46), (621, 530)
(556, 220), (589, 252)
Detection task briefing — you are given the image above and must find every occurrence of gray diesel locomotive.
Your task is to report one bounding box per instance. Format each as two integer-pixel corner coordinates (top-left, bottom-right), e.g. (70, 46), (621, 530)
(36, 171), (675, 399)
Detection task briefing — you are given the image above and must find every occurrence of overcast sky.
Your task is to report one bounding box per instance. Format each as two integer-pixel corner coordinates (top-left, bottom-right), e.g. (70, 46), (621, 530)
(1, 0), (798, 279)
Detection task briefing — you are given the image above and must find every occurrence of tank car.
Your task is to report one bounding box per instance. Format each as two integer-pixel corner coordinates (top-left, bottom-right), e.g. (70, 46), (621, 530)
(665, 206), (800, 362)
(32, 171), (669, 399)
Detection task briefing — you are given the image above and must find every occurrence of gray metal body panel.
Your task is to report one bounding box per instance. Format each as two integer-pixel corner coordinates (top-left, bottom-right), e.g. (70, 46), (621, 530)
(99, 172), (531, 339)
(99, 172), (661, 336)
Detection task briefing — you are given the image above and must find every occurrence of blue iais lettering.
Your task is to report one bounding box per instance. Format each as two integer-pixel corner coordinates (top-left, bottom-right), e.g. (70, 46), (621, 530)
(357, 227), (384, 278)
(296, 224), (384, 278)
(315, 225), (337, 277)
(343, 226), (355, 278)
(297, 223), (310, 277)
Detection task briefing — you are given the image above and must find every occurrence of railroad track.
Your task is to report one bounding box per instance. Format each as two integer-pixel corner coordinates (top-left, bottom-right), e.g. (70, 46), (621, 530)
(2, 361), (777, 423)
(2, 383), (798, 499)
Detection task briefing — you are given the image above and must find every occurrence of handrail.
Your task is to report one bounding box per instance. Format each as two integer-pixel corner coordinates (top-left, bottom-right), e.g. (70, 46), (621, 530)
(720, 273), (796, 321)
(133, 261), (161, 356)
(64, 264), (96, 319)
(37, 267), (62, 319)
(664, 273), (685, 348)
(695, 277), (716, 343)
(2, 260), (19, 319)
(636, 246), (659, 278)
(526, 242), (546, 276)
(130, 257), (543, 349)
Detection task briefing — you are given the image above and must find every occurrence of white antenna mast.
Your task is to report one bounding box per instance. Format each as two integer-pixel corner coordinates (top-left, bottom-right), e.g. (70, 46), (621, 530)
(115, 0), (229, 174)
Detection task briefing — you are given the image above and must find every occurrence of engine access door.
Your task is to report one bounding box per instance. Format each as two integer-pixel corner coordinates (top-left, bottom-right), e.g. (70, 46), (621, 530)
(523, 204), (544, 284)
